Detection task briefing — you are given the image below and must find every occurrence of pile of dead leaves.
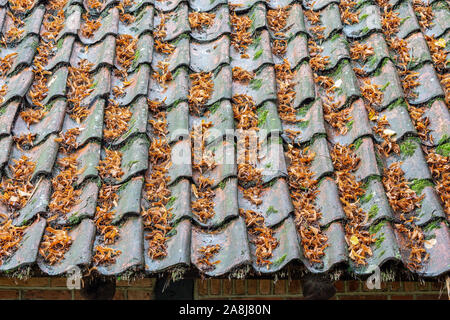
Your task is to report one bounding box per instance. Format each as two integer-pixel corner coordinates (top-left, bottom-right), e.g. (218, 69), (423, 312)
(67, 59), (95, 123)
(424, 35), (449, 72)
(240, 209), (279, 268)
(103, 100), (132, 141)
(267, 7), (289, 34)
(230, 11), (253, 55)
(192, 176), (216, 223)
(0, 214), (26, 264)
(39, 226), (72, 265)
(275, 59), (300, 123)
(92, 185), (122, 266)
(339, 0), (360, 25)
(372, 115), (400, 157)
(197, 244), (221, 271)
(408, 104), (431, 143)
(412, 0), (434, 30)
(8, 0), (35, 13)
(286, 145), (329, 264)
(97, 149), (124, 181)
(13, 133), (36, 151)
(323, 101), (352, 135)
(331, 144), (376, 266)
(143, 106), (175, 259)
(55, 128), (80, 154)
(360, 79), (384, 109)
(152, 60), (173, 90)
(232, 67), (254, 83)
(27, 0), (67, 115)
(188, 72), (214, 114)
(379, 4), (420, 99)
(116, 0), (136, 24)
(232, 94), (259, 130)
(48, 154), (81, 218)
(426, 150), (450, 219)
(382, 162), (427, 270)
(0, 156), (35, 212)
(0, 52), (18, 77)
(189, 12), (215, 30)
(81, 13), (101, 38)
(115, 34), (138, 78)
(268, 7), (289, 52)
(350, 41), (374, 62)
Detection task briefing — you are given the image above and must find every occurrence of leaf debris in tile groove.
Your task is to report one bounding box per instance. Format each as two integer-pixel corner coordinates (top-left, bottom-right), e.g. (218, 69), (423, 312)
(331, 144), (376, 266)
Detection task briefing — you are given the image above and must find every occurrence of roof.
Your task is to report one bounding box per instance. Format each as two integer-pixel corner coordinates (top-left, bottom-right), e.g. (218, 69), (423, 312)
(0, 0), (449, 280)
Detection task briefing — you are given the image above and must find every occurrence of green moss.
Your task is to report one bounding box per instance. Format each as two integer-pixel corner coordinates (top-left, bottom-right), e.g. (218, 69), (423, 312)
(297, 120), (309, 129)
(257, 109), (269, 126)
(399, 16), (410, 26)
(387, 98), (405, 110)
(218, 179), (227, 190)
(359, 13), (369, 21)
(422, 220), (441, 233)
(346, 120), (354, 131)
(436, 142), (450, 157)
(353, 138), (363, 150)
(209, 101), (221, 114)
(68, 214), (82, 225)
(374, 233), (385, 249)
(250, 78), (263, 90)
(251, 36), (262, 48)
(330, 33), (341, 42)
(380, 81), (390, 91)
(368, 205), (379, 219)
(253, 48), (263, 60)
(360, 191), (373, 204)
(166, 227), (177, 237)
(90, 80), (98, 89)
(57, 38), (64, 49)
(297, 106), (309, 118)
(369, 221), (386, 235)
(272, 253), (287, 268)
(400, 139), (417, 157)
(367, 54), (378, 67)
(409, 179), (434, 195)
(166, 196), (177, 208)
(266, 206), (278, 215)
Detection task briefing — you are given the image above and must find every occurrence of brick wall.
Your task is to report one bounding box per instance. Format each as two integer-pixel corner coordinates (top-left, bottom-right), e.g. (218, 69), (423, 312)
(195, 279), (448, 300)
(0, 277), (447, 300)
(0, 277), (155, 300)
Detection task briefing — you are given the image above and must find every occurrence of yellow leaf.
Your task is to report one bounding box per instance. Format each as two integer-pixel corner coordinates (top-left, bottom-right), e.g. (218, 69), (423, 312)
(350, 235), (359, 245)
(368, 109), (378, 121)
(435, 38), (446, 48)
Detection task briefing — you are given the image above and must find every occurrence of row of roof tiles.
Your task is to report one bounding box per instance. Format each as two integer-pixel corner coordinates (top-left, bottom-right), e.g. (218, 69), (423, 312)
(0, 0), (448, 279)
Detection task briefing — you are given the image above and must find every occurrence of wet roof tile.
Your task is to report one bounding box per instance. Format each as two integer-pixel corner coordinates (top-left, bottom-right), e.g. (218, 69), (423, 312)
(0, 0), (448, 280)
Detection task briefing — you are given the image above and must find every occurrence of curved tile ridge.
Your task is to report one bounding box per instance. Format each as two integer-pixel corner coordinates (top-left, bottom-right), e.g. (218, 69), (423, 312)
(190, 35), (230, 73)
(95, 216), (144, 275)
(190, 216), (252, 276)
(37, 218), (96, 275)
(0, 68), (34, 108)
(2, 4), (45, 45)
(190, 0), (227, 13)
(154, 3), (190, 42)
(77, 6), (119, 45)
(0, 217), (46, 272)
(189, 4), (231, 42)
(0, 35), (39, 77)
